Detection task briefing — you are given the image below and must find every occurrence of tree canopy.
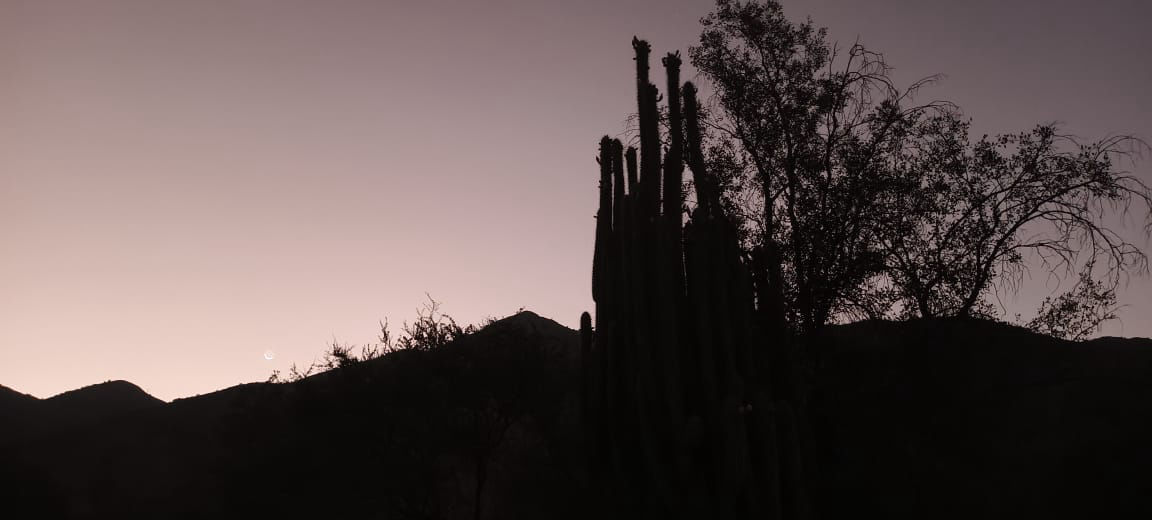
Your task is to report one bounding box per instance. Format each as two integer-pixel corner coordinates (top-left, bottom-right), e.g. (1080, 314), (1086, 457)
(687, 0), (1152, 336)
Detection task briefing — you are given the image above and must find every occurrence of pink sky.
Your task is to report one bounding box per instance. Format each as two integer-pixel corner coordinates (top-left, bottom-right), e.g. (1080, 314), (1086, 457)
(2, 0), (1150, 401)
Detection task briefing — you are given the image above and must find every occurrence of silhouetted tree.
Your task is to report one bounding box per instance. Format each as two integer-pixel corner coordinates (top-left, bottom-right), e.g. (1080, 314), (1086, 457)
(689, 0), (951, 334)
(689, 0), (1151, 331)
(876, 113), (1152, 319)
(1023, 262), (1120, 341)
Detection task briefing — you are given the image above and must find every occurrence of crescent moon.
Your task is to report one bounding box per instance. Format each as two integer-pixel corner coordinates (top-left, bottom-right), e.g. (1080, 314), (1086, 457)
(263, 350), (275, 361)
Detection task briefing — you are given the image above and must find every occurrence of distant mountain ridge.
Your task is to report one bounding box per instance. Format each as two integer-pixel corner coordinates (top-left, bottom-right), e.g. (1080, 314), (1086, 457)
(1, 310), (577, 422)
(11, 313), (1145, 408)
(45, 379), (164, 405)
(6, 314), (1146, 409)
(1, 310), (584, 519)
(3, 313), (1152, 518)
(0, 380), (166, 448)
(0, 384), (39, 423)
(42, 380), (165, 418)
(0, 383), (38, 404)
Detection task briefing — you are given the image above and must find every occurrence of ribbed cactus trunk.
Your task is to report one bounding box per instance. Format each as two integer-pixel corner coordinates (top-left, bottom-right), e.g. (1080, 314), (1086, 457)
(581, 39), (803, 519)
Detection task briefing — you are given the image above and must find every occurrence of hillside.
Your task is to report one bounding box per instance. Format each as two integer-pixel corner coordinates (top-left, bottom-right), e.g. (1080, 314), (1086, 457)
(2, 313), (1152, 518)
(0, 311), (583, 520)
(816, 318), (1152, 518)
(0, 380), (166, 445)
(42, 380), (166, 420)
(0, 384), (39, 423)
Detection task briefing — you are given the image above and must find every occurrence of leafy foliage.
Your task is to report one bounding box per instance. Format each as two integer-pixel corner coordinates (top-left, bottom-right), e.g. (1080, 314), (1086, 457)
(1024, 264), (1121, 341)
(878, 117), (1152, 319)
(688, 0), (1151, 332)
(268, 296), (485, 383)
(393, 296), (480, 353)
(689, 0), (953, 333)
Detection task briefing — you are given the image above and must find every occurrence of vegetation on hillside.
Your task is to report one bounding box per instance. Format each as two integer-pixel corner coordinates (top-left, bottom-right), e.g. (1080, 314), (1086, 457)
(267, 296), (492, 383)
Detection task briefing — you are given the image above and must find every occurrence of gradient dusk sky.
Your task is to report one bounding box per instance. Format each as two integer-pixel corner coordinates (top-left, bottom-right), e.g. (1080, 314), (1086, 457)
(2, 0), (1150, 401)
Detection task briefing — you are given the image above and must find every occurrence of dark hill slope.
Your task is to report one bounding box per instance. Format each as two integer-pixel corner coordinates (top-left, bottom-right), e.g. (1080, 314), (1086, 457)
(0, 384), (40, 436)
(0, 383), (38, 415)
(0, 380), (165, 446)
(0, 383), (37, 404)
(0, 311), (583, 520)
(816, 318), (1152, 518)
(2, 314), (1151, 519)
(43, 380), (165, 417)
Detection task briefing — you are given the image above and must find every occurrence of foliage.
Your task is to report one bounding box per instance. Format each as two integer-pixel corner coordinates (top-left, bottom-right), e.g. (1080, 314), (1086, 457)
(878, 114), (1152, 318)
(267, 296), (483, 383)
(689, 0), (952, 333)
(688, 0), (1151, 331)
(393, 296), (480, 353)
(1023, 263), (1121, 341)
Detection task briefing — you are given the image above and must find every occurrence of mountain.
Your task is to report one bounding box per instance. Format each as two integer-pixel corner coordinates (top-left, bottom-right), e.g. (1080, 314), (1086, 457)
(0, 311), (583, 520)
(0, 380), (165, 444)
(2, 312), (1152, 519)
(817, 318), (1152, 518)
(43, 380), (165, 416)
(0, 384), (39, 422)
(0, 383), (37, 403)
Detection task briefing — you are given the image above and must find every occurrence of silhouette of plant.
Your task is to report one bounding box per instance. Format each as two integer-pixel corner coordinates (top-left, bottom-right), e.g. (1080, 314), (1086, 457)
(582, 2), (1150, 517)
(689, 0), (954, 334)
(1023, 263), (1121, 341)
(688, 0), (1151, 330)
(392, 295), (477, 353)
(876, 116), (1152, 319)
(267, 295), (480, 383)
(582, 37), (809, 519)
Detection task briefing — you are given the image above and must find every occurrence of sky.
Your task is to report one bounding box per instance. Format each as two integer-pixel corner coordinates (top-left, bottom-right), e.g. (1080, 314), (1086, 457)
(2, 0), (1149, 401)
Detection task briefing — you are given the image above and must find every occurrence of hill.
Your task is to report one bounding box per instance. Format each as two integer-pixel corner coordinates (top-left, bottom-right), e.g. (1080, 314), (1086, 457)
(816, 318), (1152, 518)
(0, 380), (165, 445)
(2, 313), (1152, 518)
(42, 380), (165, 419)
(0, 311), (583, 520)
(0, 384), (39, 423)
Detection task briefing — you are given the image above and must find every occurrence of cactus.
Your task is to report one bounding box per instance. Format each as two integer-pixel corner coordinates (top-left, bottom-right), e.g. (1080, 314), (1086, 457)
(662, 51), (685, 230)
(625, 146), (639, 194)
(581, 39), (802, 518)
(592, 137), (613, 309)
(580, 311), (593, 429)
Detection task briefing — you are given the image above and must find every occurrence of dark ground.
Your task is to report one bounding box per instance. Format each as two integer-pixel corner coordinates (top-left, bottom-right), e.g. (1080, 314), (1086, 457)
(3, 312), (1151, 519)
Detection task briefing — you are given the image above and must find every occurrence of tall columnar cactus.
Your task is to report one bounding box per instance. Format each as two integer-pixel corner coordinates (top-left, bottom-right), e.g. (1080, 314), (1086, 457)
(581, 39), (805, 519)
(592, 137), (613, 312)
(625, 146), (639, 193)
(580, 311), (593, 430)
(662, 51), (685, 229)
(633, 37), (662, 217)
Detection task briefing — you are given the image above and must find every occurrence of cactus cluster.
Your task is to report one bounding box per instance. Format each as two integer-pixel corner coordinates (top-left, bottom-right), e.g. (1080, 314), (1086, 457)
(580, 39), (810, 518)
